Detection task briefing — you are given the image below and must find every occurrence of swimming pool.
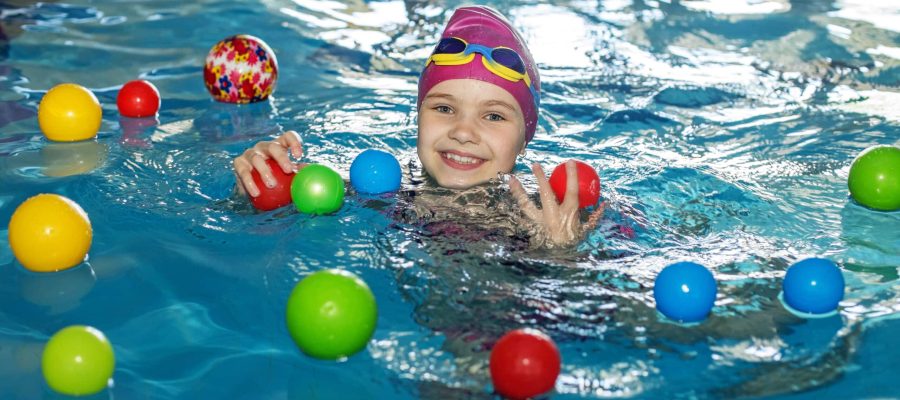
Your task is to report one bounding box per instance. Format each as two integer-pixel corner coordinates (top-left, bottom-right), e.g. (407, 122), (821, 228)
(1, 0), (899, 398)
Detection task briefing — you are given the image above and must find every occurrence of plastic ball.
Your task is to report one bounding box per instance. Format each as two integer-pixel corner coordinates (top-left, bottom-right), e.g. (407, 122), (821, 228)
(349, 149), (402, 194)
(291, 164), (345, 215)
(848, 145), (900, 211)
(8, 194), (92, 272)
(782, 258), (844, 315)
(250, 159), (296, 211)
(38, 83), (102, 142)
(42, 325), (115, 396)
(489, 329), (561, 400)
(548, 160), (601, 209)
(203, 34), (278, 104)
(653, 262), (717, 323)
(116, 80), (160, 118)
(285, 269), (377, 359)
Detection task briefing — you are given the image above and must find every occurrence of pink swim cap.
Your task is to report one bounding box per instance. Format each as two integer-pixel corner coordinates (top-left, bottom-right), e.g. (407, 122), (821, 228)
(418, 6), (541, 143)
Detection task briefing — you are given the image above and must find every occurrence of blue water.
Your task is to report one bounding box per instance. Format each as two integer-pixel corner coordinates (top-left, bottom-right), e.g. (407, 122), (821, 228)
(1, 1), (899, 399)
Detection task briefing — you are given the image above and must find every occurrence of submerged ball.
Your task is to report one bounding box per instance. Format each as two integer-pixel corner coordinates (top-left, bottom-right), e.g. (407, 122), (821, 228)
(548, 160), (601, 209)
(782, 258), (844, 315)
(489, 329), (561, 400)
(203, 34), (278, 104)
(285, 269), (377, 359)
(291, 164), (344, 215)
(848, 145), (900, 211)
(8, 194), (92, 272)
(38, 83), (102, 142)
(116, 80), (160, 118)
(349, 149), (402, 194)
(250, 159), (296, 211)
(42, 325), (115, 396)
(653, 262), (717, 323)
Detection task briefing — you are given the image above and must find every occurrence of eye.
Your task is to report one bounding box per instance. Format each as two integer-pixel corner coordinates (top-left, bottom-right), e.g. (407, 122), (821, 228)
(485, 112), (506, 122)
(433, 105), (453, 114)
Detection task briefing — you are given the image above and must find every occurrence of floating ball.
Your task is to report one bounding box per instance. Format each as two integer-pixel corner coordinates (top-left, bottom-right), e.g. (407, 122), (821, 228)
(38, 83), (102, 142)
(782, 258), (844, 315)
(349, 149), (402, 194)
(848, 145), (900, 211)
(285, 269), (377, 359)
(203, 34), (278, 104)
(548, 160), (601, 209)
(250, 159), (296, 211)
(116, 80), (160, 118)
(291, 164), (344, 215)
(489, 329), (561, 400)
(42, 325), (115, 396)
(653, 262), (716, 323)
(8, 194), (92, 272)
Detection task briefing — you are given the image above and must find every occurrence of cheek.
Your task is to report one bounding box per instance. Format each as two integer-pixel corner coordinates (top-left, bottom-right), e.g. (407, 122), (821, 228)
(417, 116), (440, 142)
(488, 140), (522, 171)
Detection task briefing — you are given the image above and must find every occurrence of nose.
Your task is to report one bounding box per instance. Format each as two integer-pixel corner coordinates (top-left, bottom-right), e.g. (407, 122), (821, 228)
(447, 114), (480, 144)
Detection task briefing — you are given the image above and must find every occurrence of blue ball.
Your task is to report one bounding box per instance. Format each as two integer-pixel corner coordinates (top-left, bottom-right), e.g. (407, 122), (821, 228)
(349, 149), (402, 194)
(653, 262), (717, 323)
(782, 258), (844, 315)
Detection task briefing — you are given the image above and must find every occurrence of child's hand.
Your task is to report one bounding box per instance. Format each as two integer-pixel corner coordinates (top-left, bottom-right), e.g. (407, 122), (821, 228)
(232, 130), (304, 197)
(508, 160), (606, 248)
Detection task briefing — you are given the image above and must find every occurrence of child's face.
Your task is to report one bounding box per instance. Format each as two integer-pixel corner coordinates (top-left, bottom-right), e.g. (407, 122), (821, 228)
(417, 79), (527, 189)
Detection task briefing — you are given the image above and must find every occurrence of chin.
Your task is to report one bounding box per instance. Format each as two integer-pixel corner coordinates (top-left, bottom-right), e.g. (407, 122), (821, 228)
(428, 170), (486, 190)
(439, 178), (480, 189)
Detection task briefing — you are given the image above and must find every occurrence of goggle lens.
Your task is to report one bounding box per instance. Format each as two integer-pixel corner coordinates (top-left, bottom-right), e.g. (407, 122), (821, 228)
(435, 37), (466, 54)
(490, 48), (526, 75)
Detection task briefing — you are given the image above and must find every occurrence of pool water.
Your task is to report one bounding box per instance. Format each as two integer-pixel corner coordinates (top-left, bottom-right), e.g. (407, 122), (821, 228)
(1, 0), (899, 398)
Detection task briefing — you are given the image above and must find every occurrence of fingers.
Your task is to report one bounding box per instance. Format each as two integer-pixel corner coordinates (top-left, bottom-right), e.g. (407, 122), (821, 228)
(583, 201), (607, 233)
(233, 156), (260, 197)
(278, 130), (304, 159)
(263, 140), (295, 174)
(249, 149), (276, 189)
(562, 160), (580, 210)
(509, 175), (543, 222)
(232, 132), (303, 200)
(532, 162), (559, 217)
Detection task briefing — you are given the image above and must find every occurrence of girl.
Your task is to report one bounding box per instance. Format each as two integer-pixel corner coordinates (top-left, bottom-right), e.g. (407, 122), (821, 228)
(232, 6), (604, 248)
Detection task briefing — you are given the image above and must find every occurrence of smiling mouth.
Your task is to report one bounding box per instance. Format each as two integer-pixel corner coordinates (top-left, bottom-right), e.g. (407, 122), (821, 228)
(440, 151), (485, 170)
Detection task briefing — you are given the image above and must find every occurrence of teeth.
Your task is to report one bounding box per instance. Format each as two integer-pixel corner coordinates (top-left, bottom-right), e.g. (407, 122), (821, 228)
(443, 152), (480, 165)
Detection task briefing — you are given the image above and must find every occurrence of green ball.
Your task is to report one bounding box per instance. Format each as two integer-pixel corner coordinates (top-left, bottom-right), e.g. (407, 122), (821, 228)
(291, 164), (345, 215)
(42, 325), (115, 396)
(285, 269), (377, 360)
(848, 145), (900, 211)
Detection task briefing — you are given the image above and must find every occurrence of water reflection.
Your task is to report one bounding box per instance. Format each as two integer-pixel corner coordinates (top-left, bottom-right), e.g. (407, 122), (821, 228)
(1, 140), (109, 178)
(119, 116), (158, 148)
(18, 263), (97, 314)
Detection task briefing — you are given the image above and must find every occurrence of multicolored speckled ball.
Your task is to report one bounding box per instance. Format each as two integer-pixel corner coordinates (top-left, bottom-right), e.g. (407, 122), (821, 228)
(203, 35), (278, 104)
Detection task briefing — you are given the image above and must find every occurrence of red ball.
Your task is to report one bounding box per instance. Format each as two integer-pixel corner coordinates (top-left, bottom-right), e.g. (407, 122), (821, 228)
(489, 329), (561, 400)
(117, 80), (160, 118)
(250, 159), (295, 211)
(548, 160), (601, 209)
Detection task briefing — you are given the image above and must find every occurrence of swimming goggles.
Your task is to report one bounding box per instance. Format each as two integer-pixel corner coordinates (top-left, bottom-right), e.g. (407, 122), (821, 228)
(425, 37), (540, 108)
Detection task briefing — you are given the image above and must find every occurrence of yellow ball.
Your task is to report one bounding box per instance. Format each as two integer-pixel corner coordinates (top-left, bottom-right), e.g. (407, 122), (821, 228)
(38, 83), (102, 142)
(8, 194), (92, 272)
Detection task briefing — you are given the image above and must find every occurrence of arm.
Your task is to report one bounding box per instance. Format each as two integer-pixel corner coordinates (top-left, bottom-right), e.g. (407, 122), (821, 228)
(508, 160), (606, 248)
(232, 130), (304, 197)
